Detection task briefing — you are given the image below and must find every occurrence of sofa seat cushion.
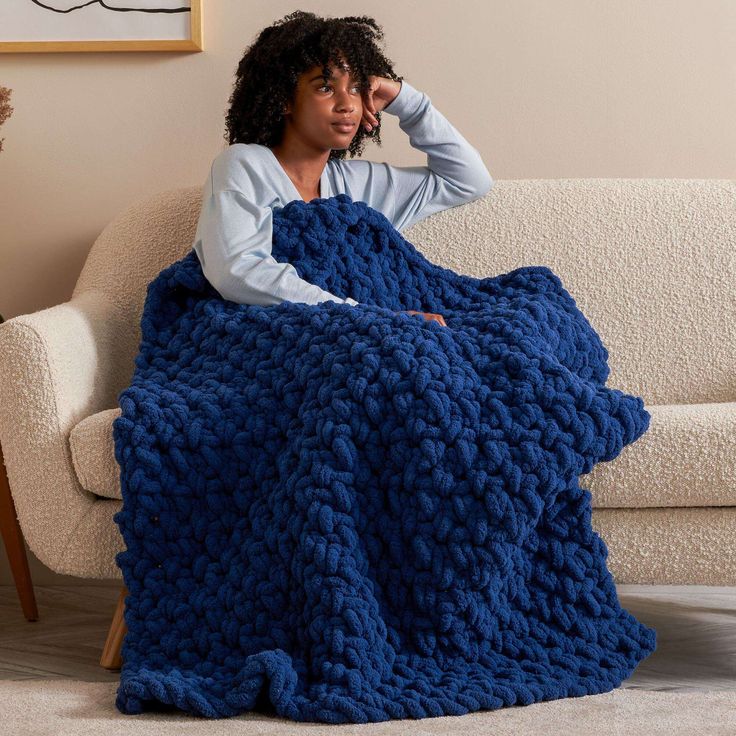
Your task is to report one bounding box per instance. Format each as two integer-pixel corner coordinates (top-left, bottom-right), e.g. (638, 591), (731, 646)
(587, 401), (736, 507)
(68, 407), (122, 500)
(67, 402), (735, 507)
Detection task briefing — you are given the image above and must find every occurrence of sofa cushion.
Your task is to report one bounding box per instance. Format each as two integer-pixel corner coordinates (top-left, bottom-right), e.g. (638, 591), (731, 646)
(586, 401), (736, 507)
(68, 407), (122, 500)
(67, 402), (736, 508)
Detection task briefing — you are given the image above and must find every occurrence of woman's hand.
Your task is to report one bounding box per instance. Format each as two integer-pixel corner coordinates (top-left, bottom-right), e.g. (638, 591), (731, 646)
(361, 76), (402, 132)
(402, 310), (447, 327)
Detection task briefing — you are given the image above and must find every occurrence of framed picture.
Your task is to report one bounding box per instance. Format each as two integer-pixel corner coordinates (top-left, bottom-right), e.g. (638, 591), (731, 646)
(0, 0), (203, 53)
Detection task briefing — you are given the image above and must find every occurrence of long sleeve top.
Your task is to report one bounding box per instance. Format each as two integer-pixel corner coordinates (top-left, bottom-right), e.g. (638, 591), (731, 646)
(192, 79), (493, 307)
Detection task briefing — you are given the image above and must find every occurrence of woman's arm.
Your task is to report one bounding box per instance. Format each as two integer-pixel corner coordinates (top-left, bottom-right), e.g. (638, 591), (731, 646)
(340, 79), (493, 231)
(193, 148), (358, 307)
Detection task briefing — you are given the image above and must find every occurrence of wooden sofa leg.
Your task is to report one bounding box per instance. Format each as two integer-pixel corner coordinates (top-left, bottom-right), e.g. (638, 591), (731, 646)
(100, 584), (128, 670)
(0, 440), (39, 622)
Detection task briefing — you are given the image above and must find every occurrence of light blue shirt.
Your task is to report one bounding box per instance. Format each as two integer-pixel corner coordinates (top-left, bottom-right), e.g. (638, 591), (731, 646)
(192, 80), (493, 307)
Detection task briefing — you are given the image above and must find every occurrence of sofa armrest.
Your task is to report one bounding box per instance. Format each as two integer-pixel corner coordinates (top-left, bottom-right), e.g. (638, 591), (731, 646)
(0, 289), (140, 575)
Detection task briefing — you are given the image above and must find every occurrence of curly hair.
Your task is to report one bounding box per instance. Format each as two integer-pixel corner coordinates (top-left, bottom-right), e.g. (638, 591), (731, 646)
(224, 11), (404, 161)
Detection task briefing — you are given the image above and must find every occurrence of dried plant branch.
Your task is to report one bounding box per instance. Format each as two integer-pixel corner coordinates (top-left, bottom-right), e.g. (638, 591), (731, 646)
(0, 86), (15, 153)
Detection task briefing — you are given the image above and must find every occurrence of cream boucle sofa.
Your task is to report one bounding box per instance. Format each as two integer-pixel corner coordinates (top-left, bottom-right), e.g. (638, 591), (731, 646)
(1, 179), (735, 590)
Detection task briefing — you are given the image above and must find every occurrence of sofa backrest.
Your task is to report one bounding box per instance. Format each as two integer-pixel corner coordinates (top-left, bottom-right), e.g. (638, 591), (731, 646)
(73, 179), (736, 406)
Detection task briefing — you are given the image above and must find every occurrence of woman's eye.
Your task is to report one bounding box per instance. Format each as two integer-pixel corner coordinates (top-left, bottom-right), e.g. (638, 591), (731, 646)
(318, 85), (361, 93)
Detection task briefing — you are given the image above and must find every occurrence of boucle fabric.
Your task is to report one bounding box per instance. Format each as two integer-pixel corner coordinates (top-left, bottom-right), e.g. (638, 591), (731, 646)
(112, 193), (656, 722)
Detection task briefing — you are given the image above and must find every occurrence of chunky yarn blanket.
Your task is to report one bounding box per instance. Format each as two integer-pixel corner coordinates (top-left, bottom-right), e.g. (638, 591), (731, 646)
(113, 193), (656, 722)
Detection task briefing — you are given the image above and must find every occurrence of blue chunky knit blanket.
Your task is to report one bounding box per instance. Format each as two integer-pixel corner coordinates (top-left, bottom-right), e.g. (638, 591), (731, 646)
(113, 193), (656, 722)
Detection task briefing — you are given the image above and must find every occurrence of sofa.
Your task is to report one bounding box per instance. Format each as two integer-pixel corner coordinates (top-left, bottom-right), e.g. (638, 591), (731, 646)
(1, 178), (735, 612)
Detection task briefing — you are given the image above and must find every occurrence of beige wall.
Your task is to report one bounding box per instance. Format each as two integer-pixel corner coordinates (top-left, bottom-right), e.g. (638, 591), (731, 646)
(0, 0), (734, 585)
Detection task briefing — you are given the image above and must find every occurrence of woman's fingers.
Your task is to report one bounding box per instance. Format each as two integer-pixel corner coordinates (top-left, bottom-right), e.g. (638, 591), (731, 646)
(361, 96), (371, 130)
(426, 313), (447, 326)
(368, 87), (377, 118)
(398, 311), (447, 327)
(362, 109), (376, 130)
(362, 82), (379, 130)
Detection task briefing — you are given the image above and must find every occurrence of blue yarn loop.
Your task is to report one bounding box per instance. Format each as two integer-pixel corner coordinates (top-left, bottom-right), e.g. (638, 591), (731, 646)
(113, 193), (655, 723)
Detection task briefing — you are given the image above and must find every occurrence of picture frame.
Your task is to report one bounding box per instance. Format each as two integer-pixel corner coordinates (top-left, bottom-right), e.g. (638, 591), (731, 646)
(0, 0), (203, 53)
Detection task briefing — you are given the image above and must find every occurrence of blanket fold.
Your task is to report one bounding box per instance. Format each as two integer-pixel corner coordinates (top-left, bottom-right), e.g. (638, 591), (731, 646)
(113, 193), (656, 723)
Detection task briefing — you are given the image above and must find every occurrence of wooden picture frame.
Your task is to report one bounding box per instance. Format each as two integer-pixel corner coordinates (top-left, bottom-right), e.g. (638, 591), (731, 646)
(0, 0), (203, 53)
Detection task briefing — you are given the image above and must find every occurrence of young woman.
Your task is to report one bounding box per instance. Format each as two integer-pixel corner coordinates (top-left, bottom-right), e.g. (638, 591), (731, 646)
(192, 11), (493, 326)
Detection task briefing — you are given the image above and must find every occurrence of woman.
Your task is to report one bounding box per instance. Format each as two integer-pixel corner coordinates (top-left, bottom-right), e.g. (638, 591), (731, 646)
(192, 11), (493, 326)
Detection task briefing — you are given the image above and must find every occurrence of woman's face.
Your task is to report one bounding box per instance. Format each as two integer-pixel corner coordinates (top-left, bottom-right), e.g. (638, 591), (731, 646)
(283, 60), (363, 151)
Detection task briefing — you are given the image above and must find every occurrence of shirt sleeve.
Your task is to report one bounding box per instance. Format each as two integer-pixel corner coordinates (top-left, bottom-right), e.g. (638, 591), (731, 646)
(340, 79), (493, 232)
(193, 149), (359, 307)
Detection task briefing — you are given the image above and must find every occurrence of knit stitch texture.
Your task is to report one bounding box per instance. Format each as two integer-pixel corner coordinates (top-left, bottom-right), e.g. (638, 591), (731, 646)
(113, 193), (656, 722)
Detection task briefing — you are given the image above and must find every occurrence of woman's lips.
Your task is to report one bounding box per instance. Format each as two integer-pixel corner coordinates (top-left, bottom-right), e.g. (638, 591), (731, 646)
(332, 122), (356, 132)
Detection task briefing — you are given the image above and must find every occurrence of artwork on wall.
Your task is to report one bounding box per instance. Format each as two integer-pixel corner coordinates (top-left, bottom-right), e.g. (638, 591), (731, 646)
(0, 0), (203, 53)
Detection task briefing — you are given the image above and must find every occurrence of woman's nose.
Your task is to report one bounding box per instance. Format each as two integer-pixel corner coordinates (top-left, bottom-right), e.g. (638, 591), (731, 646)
(335, 91), (354, 111)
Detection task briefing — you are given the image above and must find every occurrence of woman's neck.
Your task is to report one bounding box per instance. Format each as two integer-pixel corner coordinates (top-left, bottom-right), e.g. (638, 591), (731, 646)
(270, 144), (328, 195)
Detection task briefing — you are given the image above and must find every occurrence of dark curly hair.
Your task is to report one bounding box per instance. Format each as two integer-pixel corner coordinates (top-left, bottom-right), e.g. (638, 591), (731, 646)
(224, 11), (404, 161)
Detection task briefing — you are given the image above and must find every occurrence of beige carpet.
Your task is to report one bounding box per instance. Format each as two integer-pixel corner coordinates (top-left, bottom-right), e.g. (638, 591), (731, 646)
(3, 585), (736, 734)
(1, 680), (734, 736)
